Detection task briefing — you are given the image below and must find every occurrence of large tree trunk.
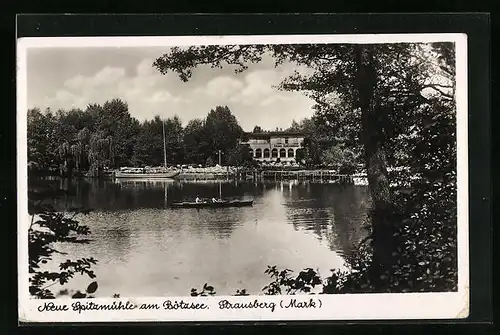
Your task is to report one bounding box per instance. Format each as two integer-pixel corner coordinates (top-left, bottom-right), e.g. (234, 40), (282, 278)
(354, 45), (396, 273)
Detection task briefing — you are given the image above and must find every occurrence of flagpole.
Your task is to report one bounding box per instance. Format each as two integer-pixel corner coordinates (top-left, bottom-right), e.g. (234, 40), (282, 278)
(163, 119), (167, 168)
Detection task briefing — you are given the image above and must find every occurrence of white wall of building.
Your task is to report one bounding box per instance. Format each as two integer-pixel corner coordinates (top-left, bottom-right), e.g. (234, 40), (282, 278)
(242, 134), (305, 162)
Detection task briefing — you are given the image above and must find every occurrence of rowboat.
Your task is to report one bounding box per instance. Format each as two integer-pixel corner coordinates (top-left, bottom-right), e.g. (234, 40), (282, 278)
(170, 199), (253, 209)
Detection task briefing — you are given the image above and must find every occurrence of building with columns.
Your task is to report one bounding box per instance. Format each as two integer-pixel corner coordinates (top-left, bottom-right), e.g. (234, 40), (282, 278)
(240, 132), (305, 162)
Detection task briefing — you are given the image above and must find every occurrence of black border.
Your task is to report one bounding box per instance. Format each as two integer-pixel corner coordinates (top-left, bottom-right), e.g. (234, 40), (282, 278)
(8, 13), (492, 331)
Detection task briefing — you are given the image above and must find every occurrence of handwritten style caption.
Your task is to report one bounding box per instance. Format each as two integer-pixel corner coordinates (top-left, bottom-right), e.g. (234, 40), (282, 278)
(37, 298), (323, 314)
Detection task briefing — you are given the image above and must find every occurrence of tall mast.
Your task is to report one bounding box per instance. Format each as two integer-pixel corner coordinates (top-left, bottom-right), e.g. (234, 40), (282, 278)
(163, 119), (167, 168)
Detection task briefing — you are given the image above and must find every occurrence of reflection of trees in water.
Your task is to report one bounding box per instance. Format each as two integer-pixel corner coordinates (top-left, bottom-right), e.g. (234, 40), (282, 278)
(285, 206), (334, 243)
(328, 186), (371, 257)
(115, 181), (169, 209)
(280, 182), (371, 256)
(31, 178), (275, 212)
(280, 182), (333, 245)
(30, 178), (370, 251)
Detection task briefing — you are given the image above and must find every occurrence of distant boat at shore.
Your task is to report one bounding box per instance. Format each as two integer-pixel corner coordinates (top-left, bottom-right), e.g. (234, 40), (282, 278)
(115, 171), (180, 179)
(116, 119), (180, 179)
(115, 167), (180, 179)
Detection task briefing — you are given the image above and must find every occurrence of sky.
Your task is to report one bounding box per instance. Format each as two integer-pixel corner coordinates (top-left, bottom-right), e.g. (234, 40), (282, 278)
(26, 47), (316, 132)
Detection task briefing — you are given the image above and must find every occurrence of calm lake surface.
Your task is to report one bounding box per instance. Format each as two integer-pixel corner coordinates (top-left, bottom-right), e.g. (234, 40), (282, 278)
(31, 177), (371, 297)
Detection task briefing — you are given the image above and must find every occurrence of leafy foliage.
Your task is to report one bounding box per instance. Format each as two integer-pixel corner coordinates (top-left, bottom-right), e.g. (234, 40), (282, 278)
(263, 266), (323, 295)
(234, 289), (250, 296)
(252, 125), (264, 133)
(227, 144), (255, 168)
(319, 145), (357, 173)
(28, 188), (99, 299)
(188, 265), (345, 296)
(183, 118), (210, 165)
(58, 281), (99, 299)
(190, 283), (216, 297)
(204, 106), (245, 164)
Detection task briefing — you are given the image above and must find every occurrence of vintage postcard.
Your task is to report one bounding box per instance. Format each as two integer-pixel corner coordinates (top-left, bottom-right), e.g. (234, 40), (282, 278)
(17, 33), (469, 322)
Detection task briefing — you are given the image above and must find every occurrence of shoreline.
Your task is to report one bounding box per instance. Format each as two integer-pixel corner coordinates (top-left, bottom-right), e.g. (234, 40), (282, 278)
(30, 169), (366, 184)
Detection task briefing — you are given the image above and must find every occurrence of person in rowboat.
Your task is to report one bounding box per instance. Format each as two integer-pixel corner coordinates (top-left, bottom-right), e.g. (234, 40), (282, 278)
(211, 197), (217, 203)
(195, 195), (200, 204)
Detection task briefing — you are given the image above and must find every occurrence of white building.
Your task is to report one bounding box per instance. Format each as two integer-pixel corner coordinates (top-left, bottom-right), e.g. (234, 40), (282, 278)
(240, 132), (305, 162)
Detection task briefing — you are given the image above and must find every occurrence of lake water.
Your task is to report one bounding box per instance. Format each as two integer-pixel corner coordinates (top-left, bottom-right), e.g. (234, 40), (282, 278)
(30, 177), (371, 297)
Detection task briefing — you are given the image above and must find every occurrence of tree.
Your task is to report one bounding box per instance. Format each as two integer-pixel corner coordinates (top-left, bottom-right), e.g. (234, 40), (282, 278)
(86, 131), (114, 177)
(134, 116), (164, 167)
(252, 125), (264, 133)
(227, 144), (253, 167)
(295, 148), (306, 165)
(153, 42), (457, 291)
(27, 108), (58, 169)
(320, 145), (343, 168)
(164, 115), (184, 164)
(287, 119), (301, 132)
(57, 141), (74, 177)
(63, 108), (97, 133)
(37, 104), (118, 177)
(118, 116), (141, 167)
(97, 99), (138, 168)
(204, 106), (244, 164)
(280, 43), (456, 283)
(53, 109), (79, 145)
(309, 94), (363, 159)
(84, 103), (103, 132)
(205, 156), (215, 167)
(67, 127), (91, 171)
(183, 118), (210, 164)
(286, 116), (337, 168)
(320, 145), (357, 173)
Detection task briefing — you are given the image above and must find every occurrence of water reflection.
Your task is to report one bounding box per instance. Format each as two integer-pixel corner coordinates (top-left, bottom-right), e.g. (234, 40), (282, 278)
(31, 177), (371, 297)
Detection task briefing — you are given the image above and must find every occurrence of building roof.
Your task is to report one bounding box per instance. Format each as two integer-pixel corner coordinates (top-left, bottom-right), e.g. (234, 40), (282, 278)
(244, 131), (306, 139)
